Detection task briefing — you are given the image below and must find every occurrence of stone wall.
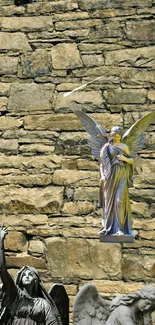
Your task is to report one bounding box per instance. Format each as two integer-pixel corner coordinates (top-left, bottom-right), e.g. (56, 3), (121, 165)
(0, 0), (155, 322)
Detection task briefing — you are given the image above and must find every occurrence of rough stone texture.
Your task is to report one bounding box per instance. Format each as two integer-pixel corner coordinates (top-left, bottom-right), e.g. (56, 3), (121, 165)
(51, 43), (83, 69)
(0, 1), (155, 323)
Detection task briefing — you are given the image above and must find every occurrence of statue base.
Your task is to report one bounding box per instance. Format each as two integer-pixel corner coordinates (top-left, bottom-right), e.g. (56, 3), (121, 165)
(99, 234), (134, 243)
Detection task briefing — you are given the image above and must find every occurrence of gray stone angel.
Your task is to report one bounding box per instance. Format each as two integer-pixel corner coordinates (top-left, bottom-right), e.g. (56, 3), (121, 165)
(76, 111), (155, 241)
(73, 283), (155, 325)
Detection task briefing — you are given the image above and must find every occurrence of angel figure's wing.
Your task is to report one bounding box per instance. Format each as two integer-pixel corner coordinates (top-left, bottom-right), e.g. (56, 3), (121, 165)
(122, 112), (155, 158)
(76, 111), (108, 160)
(49, 284), (69, 325)
(73, 283), (111, 325)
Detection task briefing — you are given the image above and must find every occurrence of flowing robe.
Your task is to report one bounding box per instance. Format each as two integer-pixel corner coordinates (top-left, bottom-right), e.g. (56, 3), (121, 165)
(100, 143), (133, 235)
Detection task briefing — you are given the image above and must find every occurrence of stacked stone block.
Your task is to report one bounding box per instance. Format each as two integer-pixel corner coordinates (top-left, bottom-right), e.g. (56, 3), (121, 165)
(0, 0), (155, 322)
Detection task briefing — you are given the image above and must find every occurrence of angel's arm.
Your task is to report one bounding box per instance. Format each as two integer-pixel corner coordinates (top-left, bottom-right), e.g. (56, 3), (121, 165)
(117, 145), (133, 165)
(0, 226), (16, 302)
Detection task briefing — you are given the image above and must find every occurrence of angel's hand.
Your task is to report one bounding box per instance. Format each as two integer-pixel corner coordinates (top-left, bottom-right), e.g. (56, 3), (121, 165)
(0, 224), (8, 241)
(117, 155), (127, 162)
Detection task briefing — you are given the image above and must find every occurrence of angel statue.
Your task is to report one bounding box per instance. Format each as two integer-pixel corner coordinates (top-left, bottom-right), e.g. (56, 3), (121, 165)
(76, 111), (155, 242)
(73, 283), (155, 325)
(0, 224), (69, 325)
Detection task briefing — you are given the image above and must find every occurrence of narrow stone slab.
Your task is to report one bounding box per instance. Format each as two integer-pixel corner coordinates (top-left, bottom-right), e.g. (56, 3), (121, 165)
(100, 235), (134, 243)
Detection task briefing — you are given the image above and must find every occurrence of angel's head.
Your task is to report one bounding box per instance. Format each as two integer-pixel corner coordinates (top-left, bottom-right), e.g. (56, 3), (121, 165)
(16, 266), (39, 295)
(110, 126), (123, 144)
(111, 285), (155, 313)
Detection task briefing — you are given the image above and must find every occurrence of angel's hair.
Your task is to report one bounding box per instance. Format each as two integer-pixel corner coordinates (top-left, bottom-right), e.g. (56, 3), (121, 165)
(110, 285), (155, 312)
(110, 126), (123, 137)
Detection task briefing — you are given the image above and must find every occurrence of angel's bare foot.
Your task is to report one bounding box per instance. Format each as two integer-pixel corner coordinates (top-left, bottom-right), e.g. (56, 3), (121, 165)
(113, 231), (124, 236)
(97, 227), (107, 235)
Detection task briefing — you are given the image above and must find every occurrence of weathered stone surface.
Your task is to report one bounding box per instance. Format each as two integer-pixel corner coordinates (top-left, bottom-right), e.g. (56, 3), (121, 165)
(0, 116), (22, 130)
(74, 187), (99, 201)
(53, 170), (99, 186)
(0, 56), (18, 75)
(24, 113), (122, 131)
(0, 139), (18, 152)
(0, 186), (64, 214)
(0, 173), (52, 186)
(0, 97), (8, 111)
(46, 237), (121, 279)
(19, 144), (55, 154)
(5, 231), (27, 252)
(55, 90), (104, 111)
(8, 83), (55, 112)
(27, 0), (78, 14)
(0, 32), (31, 51)
(62, 202), (94, 215)
(55, 19), (102, 31)
(0, 83), (11, 96)
(133, 218), (155, 231)
(105, 46), (155, 68)
(79, 0), (151, 10)
(122, 254), (155, 280)
(19, 50), (52, 78)
(53, 12), (89, 22)
(6, 253), (46, 269)
(0, 214), (48, 227)
(0, 154), (61, 170)
(148, 90), (155, 101)
(89, 21), (123, 38)
(28, 240), (45, 255)
(107, 88), (147, 104)
(131, 201), (149, 217)
(1, 17), (54, 32)
(82, 54), (104, 67)
(126, 20), (155, 41)
(51, 43), (83, 69)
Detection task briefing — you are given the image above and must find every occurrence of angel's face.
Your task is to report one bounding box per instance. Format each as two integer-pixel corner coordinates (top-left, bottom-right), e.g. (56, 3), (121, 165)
(113, 133), (122, 144)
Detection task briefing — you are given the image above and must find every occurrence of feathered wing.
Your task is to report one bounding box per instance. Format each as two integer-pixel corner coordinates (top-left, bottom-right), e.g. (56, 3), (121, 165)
(75, 111), (108, 160)
(122, 112), (155, 158)
(49, 284), (69, 325)
(73, 283), (111, 325)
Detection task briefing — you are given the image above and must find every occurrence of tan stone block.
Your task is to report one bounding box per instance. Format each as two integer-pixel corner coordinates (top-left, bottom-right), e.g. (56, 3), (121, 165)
(53, 170), (99, 186)
(53, 12), (89, 22)
(131, 201), (149, 217)
(81, 54), (104, 67)
(24, 113), (122, 131)
(55, 19), (102, 31)
(107, 88), (147, 104)
(62, 226), (99, 238)
(27, 226), (62, 237)
(78, 0), (151, 9)
(77, 159), (98, 171)
(28, 240), (45, 254)
(0, 116), (22, 130)
(62, 202), (94, 216)
(81, 279), (146, 295)
(0, 214), (48, 227)
(133, 218), (155, 231)
(124, 111), (155, 127)
(51, 43), (83, 69)
(0, 32), (31, 51)
(139, 230), (155, 240)
(148, 90), (155, 101)
(0, 56), (18, 75)
(6, 253), (47, 269)
(0, 139), (18, 152)
(74, 187), (99, 201)
(8, 83), (55, 112)
(1, 17), (54, 32)
(27, 0), (78, 14)
(0, 97), (8, 112)
(46, 237), (122, 279)
(0, 83), (11, 96)
(55, 90), (103, 111)
(0, 185), (64, 214)
(19, 144), (55, 154)
(0, 173), (52, 187)
(5, 231), (27, 252)
(126, 20), (155, 41)
(122, 254), (155, 280)
(105, 46), (155, 68)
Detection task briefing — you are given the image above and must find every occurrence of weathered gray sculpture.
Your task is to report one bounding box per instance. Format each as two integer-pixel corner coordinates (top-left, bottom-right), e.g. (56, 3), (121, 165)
(76, 111), (155, 243)
(73, 283), (155, 325)
(0, 224), (68, 325)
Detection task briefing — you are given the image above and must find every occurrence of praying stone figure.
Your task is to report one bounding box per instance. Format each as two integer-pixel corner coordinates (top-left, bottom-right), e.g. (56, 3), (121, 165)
(73, 283), (155, 325)
(76, 111), (155, 243)
(0, 224), (68, 325)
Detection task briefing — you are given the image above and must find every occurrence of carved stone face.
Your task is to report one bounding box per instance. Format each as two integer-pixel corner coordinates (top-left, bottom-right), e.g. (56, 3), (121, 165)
(21, 269), (36, 287)
(138, 298), (153, 311)
(112, 133), (122, 144)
